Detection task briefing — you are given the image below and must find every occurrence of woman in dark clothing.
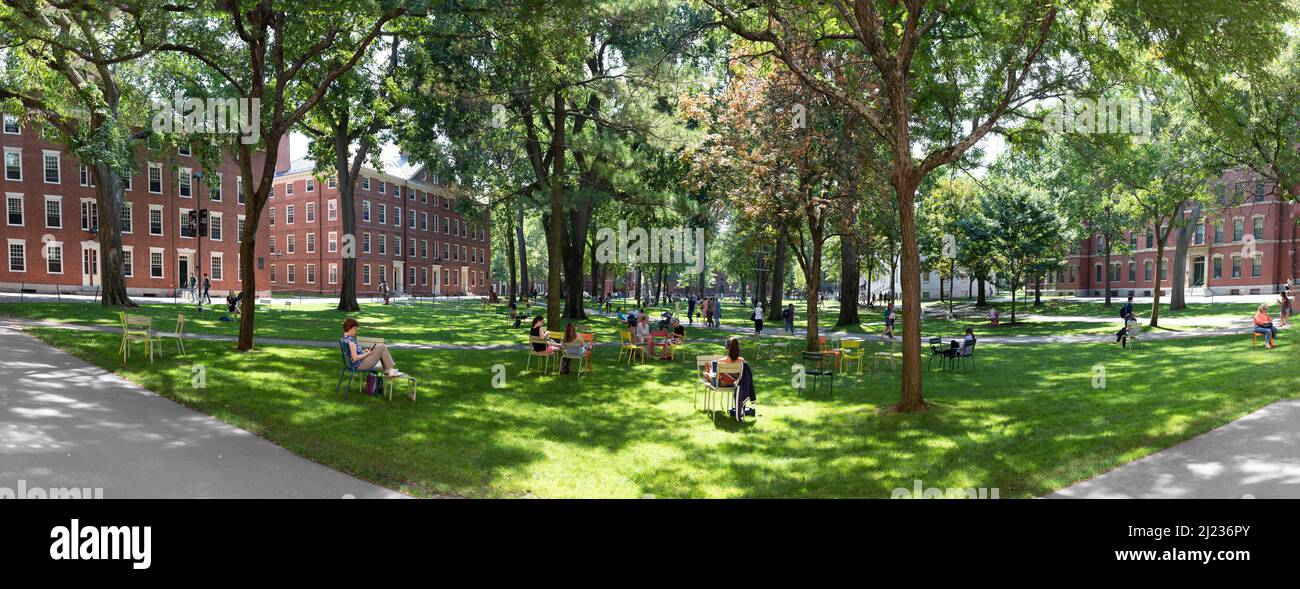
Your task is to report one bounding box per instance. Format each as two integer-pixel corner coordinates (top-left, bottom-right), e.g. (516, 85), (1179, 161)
(529, 315), (558, 353)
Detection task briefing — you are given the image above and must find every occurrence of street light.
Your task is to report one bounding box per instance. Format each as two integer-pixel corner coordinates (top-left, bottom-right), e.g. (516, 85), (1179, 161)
(190, 171), (209, 312)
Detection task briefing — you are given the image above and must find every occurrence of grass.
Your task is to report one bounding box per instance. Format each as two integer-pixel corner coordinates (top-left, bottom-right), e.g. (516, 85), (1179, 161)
(29, 323), (1298, 498)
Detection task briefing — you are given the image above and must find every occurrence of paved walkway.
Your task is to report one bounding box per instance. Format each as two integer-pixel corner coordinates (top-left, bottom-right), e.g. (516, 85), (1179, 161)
(1050, 400), (1300, 499)
(0, 326), (407, 498)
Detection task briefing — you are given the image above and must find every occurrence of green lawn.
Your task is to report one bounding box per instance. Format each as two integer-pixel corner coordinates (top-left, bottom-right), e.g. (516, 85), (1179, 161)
(30, 324), (1297, 498)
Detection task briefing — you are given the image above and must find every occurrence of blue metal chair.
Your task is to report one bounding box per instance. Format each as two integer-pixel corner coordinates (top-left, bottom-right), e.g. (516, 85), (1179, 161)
(336, 340), (379, 399)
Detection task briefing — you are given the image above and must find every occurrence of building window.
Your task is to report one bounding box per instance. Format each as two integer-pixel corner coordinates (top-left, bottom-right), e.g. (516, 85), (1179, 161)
(237, 216), (244, 242)
(394, 206), (401, 227)
(286, 264), (295, 284)
(149, 207), (163, 235)
(209, 214), (222, 241)
(44, 197), (61, 228)
(306, 232), (315, 254)
(150, 250), (164, 278)
(237, 177), (245, 204)
(270, 264), (277, 283)
(286, 234), (295, 254)
(421, 240), (428, 259)
(1212, 256), (1222, 279)
(126, 203), (142, 236)
(1231, 255), (1241, 278)
(394, 185), (401, 199)
(327, 199), (337, 221)
(1194, 222), (1204, 245)
(121, 247), (133, 277)
(305, 179), (314, 193)
(269, 207), (276, 226)
(211, 254), (223, 281)
(178, 167), (192, 197)
(1233, 218), (1244, 241)
(328, 232), (338, 253)
(1251, 254), (1262, 277)
(79, 164), (93, 186)
(328, 176), (337, 189)
(421, 212), (428, 231)
(1213, 221), (1223, 244)
(378, 204), (386, 225)
(305, 201), (315, 223)
(362, 201), (371, 222)
(148, 163), (162, 193)
(4, 149), (22, 181)
(81, 200), (98, 231)
(408, 210), (415, 229)
(363, 264), (371, 285)
(378, 233), (386, 255)
(210, 173), (222, 201)
(409, 238), (416, 257)
(7, 241), (24, 272)
(329, 263), (338, 285)
(378, 180), (386, 194)
(285, 181), (294, 196)
(7, 193), (23, 226)
(362, 177), (370, 191)
(43, 152), (60, 184)
(1143, 260), (1153, 282)
(286, 204), (295, 224)
(362, 232), (371, 254)
(306, 264), (316, 284)
(178, 144), (191, 157)
(1252, 216), (1264, 240)
(2, 114), (19, 134)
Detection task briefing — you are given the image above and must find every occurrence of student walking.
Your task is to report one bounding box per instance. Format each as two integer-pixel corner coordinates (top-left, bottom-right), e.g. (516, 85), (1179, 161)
(202, 274), (212, 304)
(1115, 295), (1136, 347)
(883, 302), (896, 339)
(752, 302), (764, 334)
(783, 304), (795, 334)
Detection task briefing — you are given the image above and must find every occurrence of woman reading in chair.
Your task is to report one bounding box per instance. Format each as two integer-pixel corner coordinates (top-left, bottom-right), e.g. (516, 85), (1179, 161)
(341, 318), (406, 378)
(530, 315), (560, 354)
(708, 337), (745, 387)
(559, 323), (590, 374)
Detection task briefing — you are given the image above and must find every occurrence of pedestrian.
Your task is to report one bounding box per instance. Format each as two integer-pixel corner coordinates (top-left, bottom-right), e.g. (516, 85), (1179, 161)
(688, 294), (697, 325)
(752, 301), (764, 334)
(202, 273), (212, 304)
(1115, 294), (1136, 347)
(783, 303), (795, 334)
(884, 302), (896, 339)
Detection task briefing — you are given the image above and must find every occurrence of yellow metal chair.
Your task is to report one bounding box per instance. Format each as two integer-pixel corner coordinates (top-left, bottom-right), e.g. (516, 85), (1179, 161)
(700, 360), (744, 416)
(118, 312), (155, 363)
(873, 340), (899, 371)
(526, 336), (557, 374)
(839, 339), (865, 374)
(172, 313), (187, 356)
(618, 330), (645, 365)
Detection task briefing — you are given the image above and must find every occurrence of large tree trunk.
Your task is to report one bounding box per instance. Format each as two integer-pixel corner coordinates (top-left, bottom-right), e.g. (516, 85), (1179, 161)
(767, 237), (786, 320)
(976, 275), (987, 306)
(561, 203), (591, 320)
(545, 93), (565, 330)
(895, 175), (925, 413)
(333, 126), (365, 312)
(837, 234), (860, 326)
(517, 206), (529, 297)
(1150, 227), (1167, 327)
(1170, 202), (1202, 311)
(802, 240), (823, 352)
(91, 165), (136, 308)
(1103, 243), (1112, 307)
(506, 208), (518, 304)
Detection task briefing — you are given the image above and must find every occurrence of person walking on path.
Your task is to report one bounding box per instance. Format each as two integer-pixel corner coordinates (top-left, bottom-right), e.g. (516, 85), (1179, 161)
(202, 273), (212, 304)
(883, 302), (896, 339)
(187, 273), (198, 302)
(783, 303), (796, 334)
(688, 295), (697, 325)
(752, 302), (764, 334)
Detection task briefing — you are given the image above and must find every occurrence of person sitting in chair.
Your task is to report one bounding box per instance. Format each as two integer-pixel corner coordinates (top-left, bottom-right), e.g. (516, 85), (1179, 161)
(1254, 303), (1279, 349)
(341, 318), (406, 378)
(559, 323), (590, 374)
(225, 291), (243, 316)
(1115, 295), (1136, 347)
(530, 315), (560, 354)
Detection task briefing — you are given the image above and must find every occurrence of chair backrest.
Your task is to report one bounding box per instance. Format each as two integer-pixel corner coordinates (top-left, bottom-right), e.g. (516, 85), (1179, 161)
(123, 314), (151, 333)
(961, 341), (976, 356)
(338, 339), (354, 368)
(175, 314), (186, 335)
(619, 330), (632, 344)
(928, 337), (943, 345)
(716, 361), (743, 378)
(529, 335), (551, 346)
(579, 333), (594, 343)
(802, 351), (823, 362)
(841, 339), (861, 351)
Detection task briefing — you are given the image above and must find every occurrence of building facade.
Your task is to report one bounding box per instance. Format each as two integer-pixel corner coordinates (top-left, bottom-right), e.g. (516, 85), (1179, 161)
(1, 113), (271, 297)
(1047, 168), (1298, 297)
(267, 141), (491, 297)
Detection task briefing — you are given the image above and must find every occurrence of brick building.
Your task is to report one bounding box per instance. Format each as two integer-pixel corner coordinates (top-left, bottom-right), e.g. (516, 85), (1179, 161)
(267, 138), (491, 296)
(1048, 168), (1298, 297)
(1, 113), (271, 297)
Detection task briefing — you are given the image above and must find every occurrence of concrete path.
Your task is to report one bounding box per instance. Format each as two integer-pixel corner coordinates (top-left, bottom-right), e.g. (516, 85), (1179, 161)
(1049, 399), (1300, 499)
(0, 326), (406, 498)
